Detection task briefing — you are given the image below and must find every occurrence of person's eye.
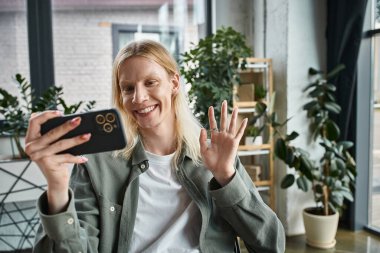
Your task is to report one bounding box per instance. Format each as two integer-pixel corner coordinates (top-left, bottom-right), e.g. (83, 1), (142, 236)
(121, 85), (134, 94)
(146, 80), (158, 87)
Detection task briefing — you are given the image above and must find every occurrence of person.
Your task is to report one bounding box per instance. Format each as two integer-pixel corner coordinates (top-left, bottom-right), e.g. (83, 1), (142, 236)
(25, 39), (285, 253)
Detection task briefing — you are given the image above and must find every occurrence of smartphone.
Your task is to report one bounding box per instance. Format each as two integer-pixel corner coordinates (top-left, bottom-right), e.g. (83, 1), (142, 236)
(40, 108), (127, 155)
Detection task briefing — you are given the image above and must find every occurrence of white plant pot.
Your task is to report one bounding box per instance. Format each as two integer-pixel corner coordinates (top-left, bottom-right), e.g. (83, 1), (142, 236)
(245, 136), (263, 145)
(0, 136), (25, 160)
(302, 208), (339, 249)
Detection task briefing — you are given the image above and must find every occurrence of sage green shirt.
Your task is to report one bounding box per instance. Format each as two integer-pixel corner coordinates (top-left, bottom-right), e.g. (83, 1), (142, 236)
(34, 141), (285, 252)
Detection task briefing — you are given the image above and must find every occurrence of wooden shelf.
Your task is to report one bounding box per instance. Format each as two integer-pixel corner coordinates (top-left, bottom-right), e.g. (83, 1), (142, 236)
(234, 100), (267, 107)
(253, 180), (272, 187)
(235, 101), (257, 108)
(239, 64), (268, 72)
(236, 57), (275, 209)
(238, 144), (272, 156)
(238, 144), (271, 151)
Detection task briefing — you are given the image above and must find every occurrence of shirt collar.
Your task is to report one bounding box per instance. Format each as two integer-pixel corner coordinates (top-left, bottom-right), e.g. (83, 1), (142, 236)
(131, 137), (196, 166)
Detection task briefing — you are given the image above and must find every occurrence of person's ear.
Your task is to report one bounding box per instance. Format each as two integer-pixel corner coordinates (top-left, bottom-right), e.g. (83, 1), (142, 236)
(171, 73), (180, 95)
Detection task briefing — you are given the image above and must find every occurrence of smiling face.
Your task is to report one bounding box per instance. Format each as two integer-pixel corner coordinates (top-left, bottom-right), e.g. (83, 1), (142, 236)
(118, 56), (179, 133)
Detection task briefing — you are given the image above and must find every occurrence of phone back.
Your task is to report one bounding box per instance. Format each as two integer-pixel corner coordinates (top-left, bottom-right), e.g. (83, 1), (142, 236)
(40, 109), (127, 155)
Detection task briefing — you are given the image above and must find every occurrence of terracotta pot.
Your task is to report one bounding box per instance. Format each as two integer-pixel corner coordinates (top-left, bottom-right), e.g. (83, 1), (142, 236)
(302, 208), (339, 249)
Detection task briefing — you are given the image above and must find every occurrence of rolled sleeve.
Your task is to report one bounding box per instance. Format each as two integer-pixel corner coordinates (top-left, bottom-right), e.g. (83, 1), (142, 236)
(209, 172), (249, 207)
(37, 188), (80, 242)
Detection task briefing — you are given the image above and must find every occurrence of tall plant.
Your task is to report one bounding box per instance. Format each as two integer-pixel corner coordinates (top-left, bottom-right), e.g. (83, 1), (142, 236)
(252, 65), (356, 216)
(0, 74), (96, 158)
(180, 26), (251, 126)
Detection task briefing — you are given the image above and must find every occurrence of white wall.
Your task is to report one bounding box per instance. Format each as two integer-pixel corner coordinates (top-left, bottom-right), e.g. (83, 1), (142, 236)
(214, 0), (327, 235)
(285, 0), (326, 235)
(213, 0), (254, 48)
(266, 0), (327, 236)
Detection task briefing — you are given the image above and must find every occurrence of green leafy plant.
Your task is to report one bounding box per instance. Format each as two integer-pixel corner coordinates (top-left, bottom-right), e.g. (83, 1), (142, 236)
(0, 74), (96, 158)
(252, 65), (356, 216)
(180, 26), (252, 126)
(254, 85), (267, 101)
(246, 125), (261, 137)
(245, 125), (265, 143)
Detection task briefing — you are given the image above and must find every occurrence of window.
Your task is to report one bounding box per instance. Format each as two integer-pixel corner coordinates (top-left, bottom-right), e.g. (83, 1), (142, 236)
(112, 24), (179, 60)
(358, 0), (380, 233)
(0, 0), (29, 104)
(370, 0), (380, 231)
(52, 0), (207, 110)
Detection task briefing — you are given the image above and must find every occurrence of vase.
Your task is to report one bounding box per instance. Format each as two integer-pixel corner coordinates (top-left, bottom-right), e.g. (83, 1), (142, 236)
(302, 207), (339, 249)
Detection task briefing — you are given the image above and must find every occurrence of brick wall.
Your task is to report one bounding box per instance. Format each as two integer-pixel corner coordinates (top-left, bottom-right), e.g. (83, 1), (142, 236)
(0, 11), (30, 98)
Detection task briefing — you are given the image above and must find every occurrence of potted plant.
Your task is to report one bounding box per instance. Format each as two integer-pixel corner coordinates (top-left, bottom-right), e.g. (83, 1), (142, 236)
(245, 125), (263, 145)
(180, 26), (252, 126)
(252, 65), (356, 249)
(254, 85), (267, 102)
(0, 74), (96, 159)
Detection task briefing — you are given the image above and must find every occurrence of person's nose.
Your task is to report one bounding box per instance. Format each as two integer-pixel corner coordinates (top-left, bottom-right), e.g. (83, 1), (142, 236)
(132, 85), (149, 104)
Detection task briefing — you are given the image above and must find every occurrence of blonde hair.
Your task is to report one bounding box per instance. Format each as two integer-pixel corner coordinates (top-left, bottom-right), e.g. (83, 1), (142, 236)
(112, 39), (202, 166)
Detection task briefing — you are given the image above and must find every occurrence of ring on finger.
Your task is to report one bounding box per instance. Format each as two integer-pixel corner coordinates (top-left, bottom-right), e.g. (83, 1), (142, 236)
(211, 127), (218, 132)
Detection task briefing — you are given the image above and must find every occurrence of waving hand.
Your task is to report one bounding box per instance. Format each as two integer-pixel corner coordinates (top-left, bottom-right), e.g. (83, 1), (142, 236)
(199, 101), (247, 186)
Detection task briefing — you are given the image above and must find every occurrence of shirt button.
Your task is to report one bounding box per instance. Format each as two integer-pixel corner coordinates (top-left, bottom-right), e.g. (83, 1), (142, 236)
(67, 217), (74, 225)
(140, 164), (145, 169)
(110, 206), (115, 212)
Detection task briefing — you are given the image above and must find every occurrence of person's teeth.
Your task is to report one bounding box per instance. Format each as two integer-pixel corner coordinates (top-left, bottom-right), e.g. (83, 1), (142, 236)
(138, 106), (155, 114)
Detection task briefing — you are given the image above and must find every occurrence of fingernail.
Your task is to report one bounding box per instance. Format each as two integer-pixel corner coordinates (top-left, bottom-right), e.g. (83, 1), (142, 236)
(81, 133), (91, 140)
(55, 110), (63, 115)
(70, 117), (81, 126)
(80, 156), (88, 162)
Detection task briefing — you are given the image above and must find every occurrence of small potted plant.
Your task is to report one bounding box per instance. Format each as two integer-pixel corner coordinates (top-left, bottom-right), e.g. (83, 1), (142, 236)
(245, 125), (263, 145)
(254, 85), (267, 102)
(0, 74), (96, 159)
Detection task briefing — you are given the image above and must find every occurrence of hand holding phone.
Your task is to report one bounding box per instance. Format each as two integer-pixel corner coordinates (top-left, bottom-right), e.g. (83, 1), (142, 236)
(40, 108), (127, 155)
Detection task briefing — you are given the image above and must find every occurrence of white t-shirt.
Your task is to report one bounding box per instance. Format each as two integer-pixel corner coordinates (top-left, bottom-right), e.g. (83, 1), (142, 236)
(130, 151), (201, 253)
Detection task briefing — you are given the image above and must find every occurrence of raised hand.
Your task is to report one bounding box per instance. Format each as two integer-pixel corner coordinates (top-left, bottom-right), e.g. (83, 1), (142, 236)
(199, 100), (247, 186)
(24, 111), (90, 213)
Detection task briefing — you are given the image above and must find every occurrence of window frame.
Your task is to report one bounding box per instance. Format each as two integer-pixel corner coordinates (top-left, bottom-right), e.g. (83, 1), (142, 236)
(27, 0), (55, 98)
(357, 0), (380, 235)
(111, 24), (180, 60)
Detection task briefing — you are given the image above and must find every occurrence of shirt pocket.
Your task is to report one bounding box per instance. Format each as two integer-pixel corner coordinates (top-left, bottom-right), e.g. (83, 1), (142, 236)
(97, 194), (122, 251)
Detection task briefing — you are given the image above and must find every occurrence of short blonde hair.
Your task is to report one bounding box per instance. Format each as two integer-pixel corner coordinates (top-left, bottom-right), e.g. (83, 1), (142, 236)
(112, 39), (202, 165)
